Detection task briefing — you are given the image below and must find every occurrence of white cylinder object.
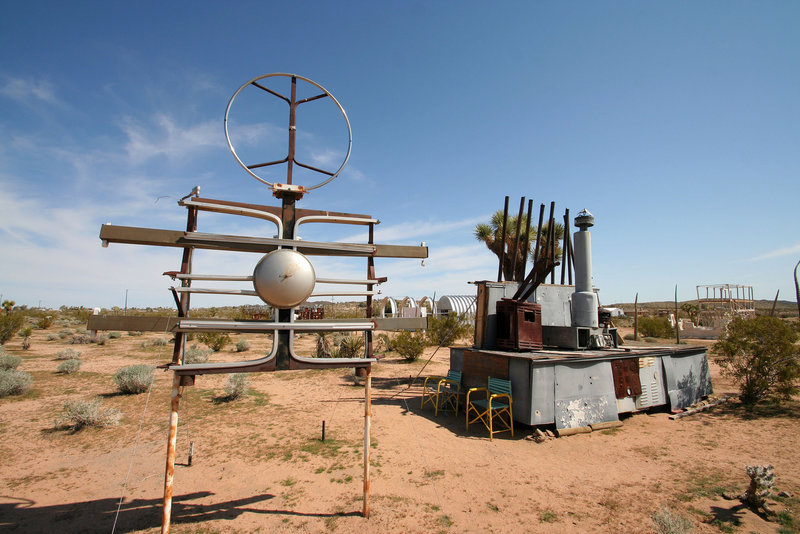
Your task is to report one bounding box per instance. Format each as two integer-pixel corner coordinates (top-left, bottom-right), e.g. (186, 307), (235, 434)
(572, 229), (598, 327)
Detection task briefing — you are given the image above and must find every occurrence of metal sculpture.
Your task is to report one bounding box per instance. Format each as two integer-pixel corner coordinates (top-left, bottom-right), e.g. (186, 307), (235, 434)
(93, 74), (428, 533)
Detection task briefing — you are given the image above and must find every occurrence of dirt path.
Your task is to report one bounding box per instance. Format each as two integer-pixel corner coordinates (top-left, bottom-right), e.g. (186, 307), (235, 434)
(1, 326), (798, 533)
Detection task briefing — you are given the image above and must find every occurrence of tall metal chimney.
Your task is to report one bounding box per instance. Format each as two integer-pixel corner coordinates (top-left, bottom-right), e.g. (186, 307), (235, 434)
(572, 209), (598, 328)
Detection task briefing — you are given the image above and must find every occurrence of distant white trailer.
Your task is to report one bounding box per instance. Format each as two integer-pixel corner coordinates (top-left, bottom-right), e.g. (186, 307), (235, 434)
(436, 295), (476, 317)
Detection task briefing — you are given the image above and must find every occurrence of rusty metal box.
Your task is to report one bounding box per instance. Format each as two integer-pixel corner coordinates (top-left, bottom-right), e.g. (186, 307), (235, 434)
(495, 299), (543, 351)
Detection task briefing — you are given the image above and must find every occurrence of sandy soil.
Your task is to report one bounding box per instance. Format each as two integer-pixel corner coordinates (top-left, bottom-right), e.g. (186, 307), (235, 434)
(1, 325), (798, 533)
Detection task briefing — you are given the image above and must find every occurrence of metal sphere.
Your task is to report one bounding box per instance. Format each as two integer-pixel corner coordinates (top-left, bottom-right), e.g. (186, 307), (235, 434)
(252, 249), (316, 308)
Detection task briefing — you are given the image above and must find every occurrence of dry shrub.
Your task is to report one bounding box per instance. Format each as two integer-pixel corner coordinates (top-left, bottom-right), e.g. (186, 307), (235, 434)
(184, 345), (210, 364)
(114, 364), (155, 394)
(0, 352), (22, 370)
(54, 399), (120, 430)
(225, 374), (249, 400)
(57, 359), (82, 374)
(651, 506), (693, 534)
(0, 369), (33, 397)
(235, 339), (251, 352)
(57, 348), (81, 360)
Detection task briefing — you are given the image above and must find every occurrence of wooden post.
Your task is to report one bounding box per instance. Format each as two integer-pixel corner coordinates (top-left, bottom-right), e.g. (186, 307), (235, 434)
(362, 365), (372, 518)
(770, 290), (779, 317)
(162, 374), (183, 534)
(633, 293), (638, 341)
(497, 196), (509, 282)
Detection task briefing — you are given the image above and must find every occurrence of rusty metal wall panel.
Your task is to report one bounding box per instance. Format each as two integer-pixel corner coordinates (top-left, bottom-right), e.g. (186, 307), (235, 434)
(88, 315), (178, 332)
(611, 358), (642, 399)
(462, 349), (509, 389)
(661, 349), (713, 410)
(553, 361), (619, 429)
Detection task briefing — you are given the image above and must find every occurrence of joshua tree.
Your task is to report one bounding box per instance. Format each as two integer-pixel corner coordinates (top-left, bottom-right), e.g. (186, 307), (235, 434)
(2, 300), (15, 315)
(474, 210), (563, 281)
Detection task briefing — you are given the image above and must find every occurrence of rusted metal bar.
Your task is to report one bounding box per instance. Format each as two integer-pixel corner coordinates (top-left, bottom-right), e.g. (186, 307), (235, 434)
(795, 260), (800, 319)
(363, 364), (372, 518)
(497, 196), (509, 282)
(251, 81), (290, 103)
(634, 292), (639, 341)
(287, 76), (297, 184)
(511, 197), (525, 282)
(547, 201), (555, 284)
(247, 156), (289, 170)
(293, 159), (335, 176)
(162, 373), (183, 534)
(519, 199), (533, 282)
(533, 204), (545, 265)
(366, 223), (375, 359)
(181, 197), (373, 222)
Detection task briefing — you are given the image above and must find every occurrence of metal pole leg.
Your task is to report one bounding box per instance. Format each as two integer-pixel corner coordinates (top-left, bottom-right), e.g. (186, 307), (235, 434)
(362, 365), (372, 518)
(162, 373), (183, 534)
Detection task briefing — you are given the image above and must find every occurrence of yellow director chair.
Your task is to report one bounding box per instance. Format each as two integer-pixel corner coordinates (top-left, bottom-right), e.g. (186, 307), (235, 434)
(421, 370), (462, 416)
(465, 377), (513, 440)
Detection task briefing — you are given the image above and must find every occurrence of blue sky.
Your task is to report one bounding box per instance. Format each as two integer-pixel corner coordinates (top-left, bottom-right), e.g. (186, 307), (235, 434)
(1, 2), (799, 309)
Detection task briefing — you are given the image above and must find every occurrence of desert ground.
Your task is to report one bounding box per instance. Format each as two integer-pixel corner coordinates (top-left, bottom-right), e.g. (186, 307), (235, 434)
(1, 322), (799, 534)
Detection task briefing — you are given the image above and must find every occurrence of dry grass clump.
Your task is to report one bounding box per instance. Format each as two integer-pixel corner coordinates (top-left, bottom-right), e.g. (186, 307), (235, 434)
(651, 506), (693, 534)
(54, 399), (121, 430)
(235, 339), (251, 352)
(57, 359), (82, 374)
(57, 348), (82, 360)
(114, 364), (155, 394)
(0, 351), (22, 370)
(0, 369), (33, 397)
(184, 345), (211, 364)
(224, 373), (249, 400)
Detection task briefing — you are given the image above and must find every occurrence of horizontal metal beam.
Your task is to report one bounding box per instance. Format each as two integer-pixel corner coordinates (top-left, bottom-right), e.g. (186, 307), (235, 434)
(100, 224), (428, 258)
(175, 319), (376, 333)
(87, 315), (427, 332)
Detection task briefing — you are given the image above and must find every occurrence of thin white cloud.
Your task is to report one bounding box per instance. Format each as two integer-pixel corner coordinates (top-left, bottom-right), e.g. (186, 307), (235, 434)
(338, 214), (489, 243)
(0, 77), (59, 105)
(122, 114), (222, 164)
(747, 243), (800, 262)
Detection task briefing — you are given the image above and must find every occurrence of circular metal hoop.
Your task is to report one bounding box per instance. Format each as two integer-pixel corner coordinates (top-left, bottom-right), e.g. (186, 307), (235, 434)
(224, 73), (352, 191)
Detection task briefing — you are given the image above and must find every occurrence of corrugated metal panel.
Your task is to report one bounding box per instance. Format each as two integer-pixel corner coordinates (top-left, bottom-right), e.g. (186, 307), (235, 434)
(636, 357), (667, 409)
(437, 295), (476, 316)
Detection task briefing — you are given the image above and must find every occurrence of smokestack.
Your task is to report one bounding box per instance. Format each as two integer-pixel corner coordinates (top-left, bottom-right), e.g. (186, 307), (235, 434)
(572, 209), (598, 328)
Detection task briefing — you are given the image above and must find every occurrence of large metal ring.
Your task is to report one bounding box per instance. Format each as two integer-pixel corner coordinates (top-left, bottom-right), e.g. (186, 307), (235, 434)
(224, 73), (352, 191)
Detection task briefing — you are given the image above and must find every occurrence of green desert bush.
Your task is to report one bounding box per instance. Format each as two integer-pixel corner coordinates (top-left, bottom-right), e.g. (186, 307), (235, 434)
(0, 313), (25, 345)
(114, 364), (155, 394)
(54, 399), (120, 430)
(46, 333), (59, 341)
(151, 337), (168, 347)
(57, 348), (81, 360)
(235, 339), (252, 352)
(426, 313), (473, 346)
(338, 335), (365, 358)
(108, 331), (122, 339)
(0, 352), (22, 370)
(393, 330), (427, 362)
(198, 332), (231, 352)
(36, 316), (55, 329)
(0, 369), (33, 397)
(637, 316), (674, 339)
(127, 331), (143, 337)
(183, 345), (210, 364)
(57, 358), (82, 374)
(58, 329), (73, 339)
(713, 316), (800, 404)
(225, 373), (249, 400)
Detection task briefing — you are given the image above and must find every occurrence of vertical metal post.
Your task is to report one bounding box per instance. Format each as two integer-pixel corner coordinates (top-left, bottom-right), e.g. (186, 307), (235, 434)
(510, 197), (525, 282)
(497, 196), (509, 282)
(533, 204), (545, 265)
(519, 199), (533, 281)
(286, 76), (297, 184)
(794, 260), (800, 320)
(162, 200), (197, 533)
(675, 285), (680, 344)
(162, 374), (183, 534)
(276, 191), (299, 370)
(365, 224), (375, 359)
(560, 209), (568, 285)
(634, 293), (639, 341)
(547, 202), (556, 284)
(362, 365), (372, 518)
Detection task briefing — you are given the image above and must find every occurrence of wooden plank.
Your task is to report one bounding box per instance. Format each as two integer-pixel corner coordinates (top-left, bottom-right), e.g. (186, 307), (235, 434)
(99, 224), (428, 258)
(462, 349), (509, 389)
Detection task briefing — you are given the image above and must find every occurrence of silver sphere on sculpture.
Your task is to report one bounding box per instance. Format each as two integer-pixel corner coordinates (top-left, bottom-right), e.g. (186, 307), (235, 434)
(252, 249), (316, 308)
